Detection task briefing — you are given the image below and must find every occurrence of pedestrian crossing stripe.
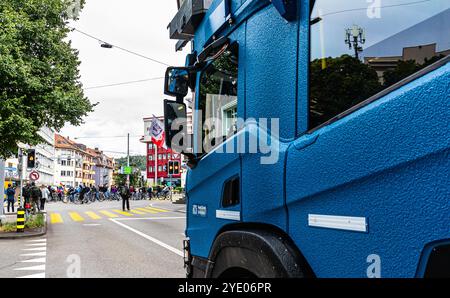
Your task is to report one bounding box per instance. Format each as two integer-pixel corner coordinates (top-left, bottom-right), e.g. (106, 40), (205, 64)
(146, 206), (169, 213)
(113, 210), (133, 216)
(99, 210), (118, 218)
(135, 207), (157, 214)
(85, 211), (102, 220)
(50, 213), (63, 224)
(129, 209), (145, 215)
(69, 212), (84, 222)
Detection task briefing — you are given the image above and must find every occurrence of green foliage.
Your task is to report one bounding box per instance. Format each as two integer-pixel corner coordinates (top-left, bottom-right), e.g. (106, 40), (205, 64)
(309, 55), (382, 128)
(0, 0), (93, 159)
(383, 55), (445, 87)
(115, 155), (147, 171)
(113, 169), (144, 187)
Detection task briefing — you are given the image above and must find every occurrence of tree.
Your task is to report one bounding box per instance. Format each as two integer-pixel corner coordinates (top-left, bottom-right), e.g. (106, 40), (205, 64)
(115, 155), (147, 171)
(0, 0), (93, 159)
(113, 169), (143, 187)
(309, 55), (382, 128)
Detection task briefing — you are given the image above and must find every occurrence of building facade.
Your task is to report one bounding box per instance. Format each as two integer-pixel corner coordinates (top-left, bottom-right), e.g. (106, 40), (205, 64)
(90, 148), (115, 188)
(142, 114), (193, 185)
(54, 134), (111, 188)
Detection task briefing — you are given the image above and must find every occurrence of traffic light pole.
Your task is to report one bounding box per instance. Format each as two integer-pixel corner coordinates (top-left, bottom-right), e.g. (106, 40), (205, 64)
(18, 148), (24, 208)
(0, 159), (5, 218)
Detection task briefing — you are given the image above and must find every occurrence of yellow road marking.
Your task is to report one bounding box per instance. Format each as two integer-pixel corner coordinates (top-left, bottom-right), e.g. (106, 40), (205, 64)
(146, 206), (169, 213)
(130, 209), (145, 215)
(135, 207), (157, 214)
(113, 209), (134, 216)
(85, 211), (102, 220)
(50, 213), (63, 224)
(69, 212), (85, 222)
(99, 210), (118, 218)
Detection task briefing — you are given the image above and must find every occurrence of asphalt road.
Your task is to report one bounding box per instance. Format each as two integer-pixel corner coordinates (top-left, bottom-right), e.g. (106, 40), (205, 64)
(0, 199), (187, 278)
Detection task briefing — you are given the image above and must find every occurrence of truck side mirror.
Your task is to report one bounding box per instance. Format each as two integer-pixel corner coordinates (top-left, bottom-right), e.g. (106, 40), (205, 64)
(164, 67), (190, 98)
(164, 99), (197, 167)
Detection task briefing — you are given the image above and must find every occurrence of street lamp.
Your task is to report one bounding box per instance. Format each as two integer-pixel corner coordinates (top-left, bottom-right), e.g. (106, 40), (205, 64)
(345, 25), (365, 60)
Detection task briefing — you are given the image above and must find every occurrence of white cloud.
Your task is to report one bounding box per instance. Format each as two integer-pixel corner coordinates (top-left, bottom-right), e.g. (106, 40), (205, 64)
(61, 0), (189, 158)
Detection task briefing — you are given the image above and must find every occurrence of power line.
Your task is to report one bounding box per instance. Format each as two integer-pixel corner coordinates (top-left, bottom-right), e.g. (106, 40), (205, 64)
(85, 77), (164, 90)
(69, 27), (170, 67)
(319, 0), (432, 18)
(74, 135), (142, 139)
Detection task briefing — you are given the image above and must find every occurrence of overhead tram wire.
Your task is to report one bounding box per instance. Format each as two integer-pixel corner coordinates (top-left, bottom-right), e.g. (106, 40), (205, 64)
(85, 77), (164, 90)
(68, 27), (170, 67)
(318, 0), (432, 18)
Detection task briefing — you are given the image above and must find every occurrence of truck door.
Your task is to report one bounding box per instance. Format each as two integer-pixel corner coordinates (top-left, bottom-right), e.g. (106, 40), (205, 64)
(286, 0), (450, 277)
(186, 37), (244, 259)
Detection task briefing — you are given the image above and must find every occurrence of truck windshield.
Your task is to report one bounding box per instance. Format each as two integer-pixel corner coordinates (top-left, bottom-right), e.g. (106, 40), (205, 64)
(198, 43), (239, 153)
(309, 0), (450, 129)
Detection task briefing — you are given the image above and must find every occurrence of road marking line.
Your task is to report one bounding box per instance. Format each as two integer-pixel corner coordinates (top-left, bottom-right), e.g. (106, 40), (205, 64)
(14, 264), (45, 271)
(20, 258), (46, 263)
(145, 207), (169, 213)
(99, 210), (118, 218)
(114, 217), (185, 221)
(17, 272), (45, 278)
(130, 209), (145, 215)
(20, 252), (46, 257)
(50, 213), (63, 224)
(22, 247), (46, 251)
(69, 212), (85, 222)
(135, 207), (157, 214)
(113, 209), (134, 216)
(26, 239), (46, 243)
(83, 224), (101, 226)
(25, 243), (46, 247)
(85, 211), (102, 220)
(109, 219), (183, 257)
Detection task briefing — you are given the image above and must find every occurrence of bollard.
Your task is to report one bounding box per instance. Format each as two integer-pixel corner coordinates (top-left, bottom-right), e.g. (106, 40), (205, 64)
(16, 207), (25, 233)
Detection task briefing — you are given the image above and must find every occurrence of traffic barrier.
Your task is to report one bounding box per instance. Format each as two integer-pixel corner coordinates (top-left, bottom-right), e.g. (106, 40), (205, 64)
(16, 208), (25, 233)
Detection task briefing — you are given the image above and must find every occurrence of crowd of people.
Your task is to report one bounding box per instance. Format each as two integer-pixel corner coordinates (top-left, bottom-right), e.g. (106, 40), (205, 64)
(4, 182), (174, 214)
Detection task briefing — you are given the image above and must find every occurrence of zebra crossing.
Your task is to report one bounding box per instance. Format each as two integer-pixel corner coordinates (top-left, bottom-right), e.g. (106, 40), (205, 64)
(49, 206), (169, 224)
(14, 238), (47, 278)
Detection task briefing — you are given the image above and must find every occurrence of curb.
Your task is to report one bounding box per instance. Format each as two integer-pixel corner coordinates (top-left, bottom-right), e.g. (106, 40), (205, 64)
(0, 212), (47, 240)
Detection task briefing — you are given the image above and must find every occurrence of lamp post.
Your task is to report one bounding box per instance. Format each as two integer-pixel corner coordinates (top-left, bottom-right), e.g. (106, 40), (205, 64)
(345, 25), (366, 60)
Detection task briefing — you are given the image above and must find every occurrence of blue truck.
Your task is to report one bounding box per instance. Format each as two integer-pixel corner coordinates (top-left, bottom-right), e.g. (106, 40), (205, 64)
(162, 0), (450, 278)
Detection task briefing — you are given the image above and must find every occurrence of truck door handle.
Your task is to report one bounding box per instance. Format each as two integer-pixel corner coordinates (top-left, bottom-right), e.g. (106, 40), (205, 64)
(293, 134), (319, 151)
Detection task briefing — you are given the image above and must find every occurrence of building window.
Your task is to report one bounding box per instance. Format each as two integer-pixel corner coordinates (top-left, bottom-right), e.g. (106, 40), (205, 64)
(149, 166), (153, 173)
(309, 0), (450, 129)
(158, 165), (162, 171)
(61, 160), (67, 166)
(158, 154), (162, 160)
(61, 171), (66, 177)
(149, 155), (153, 161)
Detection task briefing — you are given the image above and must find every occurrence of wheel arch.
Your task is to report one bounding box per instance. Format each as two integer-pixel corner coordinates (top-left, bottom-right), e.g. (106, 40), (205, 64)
(202, 222), (315, 278)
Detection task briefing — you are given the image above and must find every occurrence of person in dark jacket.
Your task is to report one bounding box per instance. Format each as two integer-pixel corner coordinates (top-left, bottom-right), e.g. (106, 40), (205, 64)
(120, 184), (131, 211)
(30, 182), (41, 214)
(5, 184), (16, 213)
(22, 182), (31, 207)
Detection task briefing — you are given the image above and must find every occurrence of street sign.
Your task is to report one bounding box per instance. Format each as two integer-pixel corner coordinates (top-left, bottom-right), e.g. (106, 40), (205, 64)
(29, 171), (40, 181)
(122, 166), (132, 175)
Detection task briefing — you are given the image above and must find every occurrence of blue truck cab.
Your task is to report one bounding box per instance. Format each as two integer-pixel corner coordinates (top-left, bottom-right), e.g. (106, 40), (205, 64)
(162, 0), (450, 278)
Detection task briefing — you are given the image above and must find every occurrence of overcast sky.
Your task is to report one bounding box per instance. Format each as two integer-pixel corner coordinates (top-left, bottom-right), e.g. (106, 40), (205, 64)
(60, 0), (189, 158)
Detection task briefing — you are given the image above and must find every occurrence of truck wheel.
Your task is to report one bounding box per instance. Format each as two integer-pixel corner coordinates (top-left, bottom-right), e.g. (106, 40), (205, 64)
(208, 229), (310, 278)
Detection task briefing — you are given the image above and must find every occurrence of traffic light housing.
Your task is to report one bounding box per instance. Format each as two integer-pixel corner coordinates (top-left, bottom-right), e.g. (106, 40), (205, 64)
(173, 161), (180, 175)
(167, 161), (174, 175)
(27, 149), (36, 168)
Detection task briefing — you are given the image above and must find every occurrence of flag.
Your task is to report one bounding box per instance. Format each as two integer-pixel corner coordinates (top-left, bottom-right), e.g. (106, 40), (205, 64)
(149, 116), (166, 148)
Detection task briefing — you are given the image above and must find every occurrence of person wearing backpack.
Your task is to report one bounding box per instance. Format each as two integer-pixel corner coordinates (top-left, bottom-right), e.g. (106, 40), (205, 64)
(120, 184), (131, 211)
(5, 184), (16, 213)
(22, 182), (31, 208)
(30, 182), (42, 214)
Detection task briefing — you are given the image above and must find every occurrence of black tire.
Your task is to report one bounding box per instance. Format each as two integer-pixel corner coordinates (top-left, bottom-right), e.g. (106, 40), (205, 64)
(207, 230), (311, 278)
